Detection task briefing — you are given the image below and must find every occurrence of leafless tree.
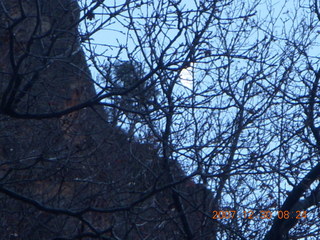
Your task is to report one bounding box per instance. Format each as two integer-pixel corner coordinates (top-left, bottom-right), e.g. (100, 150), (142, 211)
(2, 0), (320, 239)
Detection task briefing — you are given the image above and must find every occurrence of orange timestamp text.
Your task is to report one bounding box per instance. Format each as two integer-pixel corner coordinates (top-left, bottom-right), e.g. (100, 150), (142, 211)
(212, 210), (307, 220)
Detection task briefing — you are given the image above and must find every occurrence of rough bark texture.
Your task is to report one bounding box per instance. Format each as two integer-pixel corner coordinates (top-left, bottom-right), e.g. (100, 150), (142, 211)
(0, 0), (214, 239)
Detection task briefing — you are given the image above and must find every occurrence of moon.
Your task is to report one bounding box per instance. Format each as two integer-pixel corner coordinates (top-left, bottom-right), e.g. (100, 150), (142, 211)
(179, 63), (194, 90)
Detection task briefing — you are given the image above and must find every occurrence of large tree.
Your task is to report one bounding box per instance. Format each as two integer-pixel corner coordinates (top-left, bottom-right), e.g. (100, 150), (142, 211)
(1, 0), (320, 239)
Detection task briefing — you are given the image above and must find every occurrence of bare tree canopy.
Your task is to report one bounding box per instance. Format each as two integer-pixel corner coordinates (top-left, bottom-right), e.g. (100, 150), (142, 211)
(1, 0), (320, 239)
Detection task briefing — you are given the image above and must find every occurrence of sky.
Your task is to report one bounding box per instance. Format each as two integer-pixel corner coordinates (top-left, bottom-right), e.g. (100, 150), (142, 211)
(78, 0), (202, 89)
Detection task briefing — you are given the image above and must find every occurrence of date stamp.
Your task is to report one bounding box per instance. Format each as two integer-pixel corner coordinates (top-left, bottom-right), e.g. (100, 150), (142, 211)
(212, 210), (307, 220)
